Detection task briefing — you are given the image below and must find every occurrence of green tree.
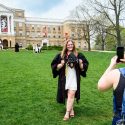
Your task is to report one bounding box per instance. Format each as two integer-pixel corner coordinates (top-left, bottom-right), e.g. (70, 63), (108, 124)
(105, 34), (116, 51)
(85, 0), (125, 47)
(94, 34), (103, 50)
(121, 28), (125, 46)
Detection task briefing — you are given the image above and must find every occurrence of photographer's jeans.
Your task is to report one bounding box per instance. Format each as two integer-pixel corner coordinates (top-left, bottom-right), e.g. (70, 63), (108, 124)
(112, 117), (120, 125)
(112, 113), (122, 125)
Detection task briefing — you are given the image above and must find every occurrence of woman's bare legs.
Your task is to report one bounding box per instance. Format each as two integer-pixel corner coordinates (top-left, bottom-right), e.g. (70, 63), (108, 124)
(63, 90), (76, 120)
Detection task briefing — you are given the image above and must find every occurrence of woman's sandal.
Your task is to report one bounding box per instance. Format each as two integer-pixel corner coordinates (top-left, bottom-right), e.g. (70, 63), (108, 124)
(70, 110), (75, 118)
(63, 111), (70, 121)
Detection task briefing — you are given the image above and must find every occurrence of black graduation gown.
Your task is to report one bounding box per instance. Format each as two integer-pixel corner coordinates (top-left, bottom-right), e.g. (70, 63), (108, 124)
(51, 52), (89, 104)
(15, 43), (19, 52)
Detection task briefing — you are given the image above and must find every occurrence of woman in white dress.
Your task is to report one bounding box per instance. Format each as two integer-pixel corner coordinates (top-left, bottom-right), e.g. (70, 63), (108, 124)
(62, 40), (83, 120)
(52, 39), (89, 120)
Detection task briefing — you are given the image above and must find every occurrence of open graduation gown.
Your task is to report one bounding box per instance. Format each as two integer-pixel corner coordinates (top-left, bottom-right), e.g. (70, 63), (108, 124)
(51, 52), (89, 104)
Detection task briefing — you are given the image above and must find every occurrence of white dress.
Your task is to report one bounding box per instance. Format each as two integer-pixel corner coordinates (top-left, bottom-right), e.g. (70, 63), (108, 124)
(65, 65), (77, 90)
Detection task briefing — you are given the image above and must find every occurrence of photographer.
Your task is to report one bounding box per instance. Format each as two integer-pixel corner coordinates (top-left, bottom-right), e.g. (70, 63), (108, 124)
(51, 39), (89, 120)
(98, 55), (125, 125)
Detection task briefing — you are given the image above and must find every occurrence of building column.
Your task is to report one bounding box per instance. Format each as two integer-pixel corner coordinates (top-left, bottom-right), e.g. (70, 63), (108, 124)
(11, 15), (14, 35)
(0, 15), (1, 34)
(7, 15), (10, 34)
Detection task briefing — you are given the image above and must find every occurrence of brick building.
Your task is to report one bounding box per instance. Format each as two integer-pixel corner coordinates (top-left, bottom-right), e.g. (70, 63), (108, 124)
(0, 4), (87, 49)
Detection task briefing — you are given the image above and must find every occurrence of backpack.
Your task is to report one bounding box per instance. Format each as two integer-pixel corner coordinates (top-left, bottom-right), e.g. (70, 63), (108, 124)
(116, 68), (125, 125)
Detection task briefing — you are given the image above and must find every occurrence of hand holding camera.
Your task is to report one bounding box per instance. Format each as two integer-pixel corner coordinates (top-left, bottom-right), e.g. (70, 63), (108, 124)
(116, 47), (124, 63)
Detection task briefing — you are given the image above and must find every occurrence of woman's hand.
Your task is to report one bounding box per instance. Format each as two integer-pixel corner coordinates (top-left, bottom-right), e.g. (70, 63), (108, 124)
(57, 60), (65, 70)
(61, 60), (65, 66)
(120, 54), (125, 63)
(110, 56), (117, 66)
(79, 59), (84, 70)
(79, 59), (83, 64)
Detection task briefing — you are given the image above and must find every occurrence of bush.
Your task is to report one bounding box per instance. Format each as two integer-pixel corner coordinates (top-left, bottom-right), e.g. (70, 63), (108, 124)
(42, 45), (48, 50)
(47, 45), (63, 51)
(26, 44), (33, 50)
(41, 45), (63, 51)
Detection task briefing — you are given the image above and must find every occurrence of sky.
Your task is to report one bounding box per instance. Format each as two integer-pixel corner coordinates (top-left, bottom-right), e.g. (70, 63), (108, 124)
(0, 0), (82, 19)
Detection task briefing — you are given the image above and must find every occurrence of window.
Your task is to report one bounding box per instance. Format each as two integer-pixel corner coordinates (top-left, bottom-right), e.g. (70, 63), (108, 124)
(48, 27), (51, 33)
(71, 33), (75, 37)
(19, 31), (23, 36)
(14, 22), (16, 28)
(37, 25), (40, 28)
(27, 32), (29, 36)
(19, 22), (22, 27)
(14, 31), (16, 35)
(26, 24), (30, 28)
(38, 32), (41, 37)
(58, 26), (60, 31)
(18, 13), (22, 17)
(32, 25), (34, 30)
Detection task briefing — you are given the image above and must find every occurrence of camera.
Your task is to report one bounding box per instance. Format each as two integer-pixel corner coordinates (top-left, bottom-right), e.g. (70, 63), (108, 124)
(67, 53), (78, 68)
(116, 47), (124, 63)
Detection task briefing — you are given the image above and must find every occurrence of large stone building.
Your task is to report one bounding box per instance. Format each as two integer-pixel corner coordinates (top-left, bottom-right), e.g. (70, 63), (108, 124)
(0, 4), (87, 49)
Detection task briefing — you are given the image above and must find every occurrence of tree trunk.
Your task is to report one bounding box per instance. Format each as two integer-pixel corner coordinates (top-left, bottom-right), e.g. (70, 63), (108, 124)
(116, 27), (121, 47)
(87, 25), (91, 51)
(101, 35), (105, 50)
(88, 41), (91, 51)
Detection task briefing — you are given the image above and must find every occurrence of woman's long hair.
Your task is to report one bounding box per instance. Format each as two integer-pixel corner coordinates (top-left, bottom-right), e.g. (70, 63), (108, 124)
(61, 39), (77, 58)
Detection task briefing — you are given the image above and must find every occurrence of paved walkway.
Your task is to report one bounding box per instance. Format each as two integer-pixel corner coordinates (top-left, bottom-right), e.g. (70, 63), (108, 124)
(91, 50), (115, 53)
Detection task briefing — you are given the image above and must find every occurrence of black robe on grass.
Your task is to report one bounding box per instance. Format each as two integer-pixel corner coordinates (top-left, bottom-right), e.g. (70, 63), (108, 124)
(51, 52), (89, 104)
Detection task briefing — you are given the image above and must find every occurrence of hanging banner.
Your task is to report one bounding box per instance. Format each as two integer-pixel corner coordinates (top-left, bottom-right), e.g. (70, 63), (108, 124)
(1, 16), (8, 32)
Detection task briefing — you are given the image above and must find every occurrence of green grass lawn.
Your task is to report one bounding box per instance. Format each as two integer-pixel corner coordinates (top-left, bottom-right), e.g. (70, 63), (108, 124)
(0, 49), (122, 125)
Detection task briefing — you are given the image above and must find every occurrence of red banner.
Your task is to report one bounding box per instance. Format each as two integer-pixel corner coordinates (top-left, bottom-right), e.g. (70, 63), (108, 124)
(1, 16), (8, 32)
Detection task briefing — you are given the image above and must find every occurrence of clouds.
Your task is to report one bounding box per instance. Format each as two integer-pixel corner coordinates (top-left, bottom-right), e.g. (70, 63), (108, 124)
(41, 0), (82, 19)
(0, 0), (82, 19)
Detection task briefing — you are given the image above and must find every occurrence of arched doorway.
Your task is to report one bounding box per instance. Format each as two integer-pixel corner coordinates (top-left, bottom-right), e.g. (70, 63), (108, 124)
(41, 39), (49, 47)
(3, 39), (8, 49)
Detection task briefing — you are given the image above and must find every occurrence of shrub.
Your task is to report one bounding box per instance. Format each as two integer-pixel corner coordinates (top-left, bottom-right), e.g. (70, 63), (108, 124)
(47, 45), (62, 51)
(26, 44), (33, 50)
